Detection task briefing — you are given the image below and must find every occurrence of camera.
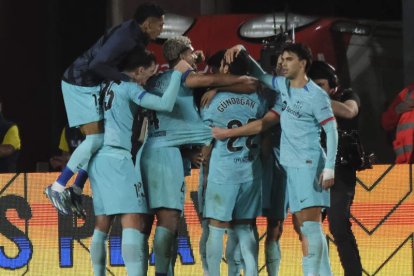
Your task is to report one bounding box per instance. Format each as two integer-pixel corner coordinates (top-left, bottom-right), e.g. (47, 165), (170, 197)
(337, 130), (375, 171)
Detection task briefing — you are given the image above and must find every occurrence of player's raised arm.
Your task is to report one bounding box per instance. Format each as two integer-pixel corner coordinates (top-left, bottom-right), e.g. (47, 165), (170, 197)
(224, 45), (275, 89)
(185, 71), (258, 90)
(199, 80), (260, 108)
(246, 53), (275, 89)
(139, 60), (192, 112)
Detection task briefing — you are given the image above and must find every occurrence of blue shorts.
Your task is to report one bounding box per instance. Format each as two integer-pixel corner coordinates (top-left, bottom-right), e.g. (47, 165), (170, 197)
(140, 146), (185, 211)
(204, 177), (262, 222)
(61, 80), (103, 127)
(88, 150), (148, 216)
(284, 164), (330, 214)
(262, 155), (288, 220)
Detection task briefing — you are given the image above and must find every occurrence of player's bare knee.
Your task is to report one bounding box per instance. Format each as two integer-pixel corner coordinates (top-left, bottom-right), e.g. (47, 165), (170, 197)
(296, 207), (322, 224)
(94, 215), (114, 233)
(156, 208), (181, 232)
(120, 213), (147, 232)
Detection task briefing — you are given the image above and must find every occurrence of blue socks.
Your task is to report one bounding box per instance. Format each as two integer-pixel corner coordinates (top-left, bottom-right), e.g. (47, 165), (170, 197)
(265, 240), (281, 276)
(234, 224), (258, 276)
(122, 228), (148, 276)
(56, 167), (74, 187)
(54, 167), (88, 195)
(74, 168), (88, 190)
(300, 221), (332, 276)
(90, 229), (107, 276)
(153, 226), (175, 274)
(206, 225), (226, 276)
(55, 133), (103, 188)
(65, 132), (103, 176)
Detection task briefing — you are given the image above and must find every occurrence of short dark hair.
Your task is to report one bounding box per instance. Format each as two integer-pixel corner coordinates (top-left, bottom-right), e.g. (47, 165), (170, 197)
(207, 49), (249, 76)
(308, 60), (338, 88)
(282, 43), (313, 72)
(207, 49), (226, 70)
(120, 47), (156, 71)
(134, 3), (164, 24)
(228, 50), (249, 76)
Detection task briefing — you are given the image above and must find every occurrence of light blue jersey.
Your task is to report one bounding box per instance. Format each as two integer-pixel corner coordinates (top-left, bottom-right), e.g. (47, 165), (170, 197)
(89, 71), (182, 216)
(89, 81), (148, 216)
(102, 81), (146, 152)
(144, 70), (212, 148)
(201, 92), (268, 184)
(270, 76), (334, 168)
(101, 70), (183, 152)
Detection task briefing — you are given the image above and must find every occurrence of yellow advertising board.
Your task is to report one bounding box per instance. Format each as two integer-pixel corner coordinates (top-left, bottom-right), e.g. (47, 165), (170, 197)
(0, 165), (413, 275)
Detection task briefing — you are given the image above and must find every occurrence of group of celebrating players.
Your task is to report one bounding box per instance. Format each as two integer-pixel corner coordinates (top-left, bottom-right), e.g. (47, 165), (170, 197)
(44, 3), (344, 276)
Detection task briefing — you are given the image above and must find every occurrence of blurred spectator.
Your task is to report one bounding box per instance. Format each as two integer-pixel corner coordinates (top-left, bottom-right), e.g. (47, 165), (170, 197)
(0, 99), (21, 173)
(381, 82), (414, 163)
(50, 126), (84, 171)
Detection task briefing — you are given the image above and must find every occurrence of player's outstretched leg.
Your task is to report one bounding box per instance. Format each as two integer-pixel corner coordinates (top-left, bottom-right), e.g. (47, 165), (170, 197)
(45, 133), (103, 214)
(62, 165), (89, 218)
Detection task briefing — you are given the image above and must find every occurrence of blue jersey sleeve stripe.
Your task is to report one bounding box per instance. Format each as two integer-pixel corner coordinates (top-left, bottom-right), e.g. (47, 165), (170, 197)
(181, 69), (195, 82)
(272, 76), (277, 90)
(137, 91), (147, 102)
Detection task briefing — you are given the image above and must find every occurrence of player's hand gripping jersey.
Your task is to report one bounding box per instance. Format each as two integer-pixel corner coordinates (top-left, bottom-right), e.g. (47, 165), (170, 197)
(144, 70), (212, 148)
(87, 71), (182, 216)
(201, 92), (268, 184)
(101, 70), (182, 153)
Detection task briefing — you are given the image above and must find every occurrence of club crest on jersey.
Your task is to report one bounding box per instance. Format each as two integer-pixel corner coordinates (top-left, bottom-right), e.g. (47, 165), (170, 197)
(284, 100), (303, 118)
(293, 101), (303, 110)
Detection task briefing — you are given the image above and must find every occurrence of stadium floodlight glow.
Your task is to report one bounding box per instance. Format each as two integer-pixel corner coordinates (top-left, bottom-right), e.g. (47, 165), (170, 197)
(158, 13), (194, 39)
(239, 13), (318, 39)
(331, 21), (371, 35)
